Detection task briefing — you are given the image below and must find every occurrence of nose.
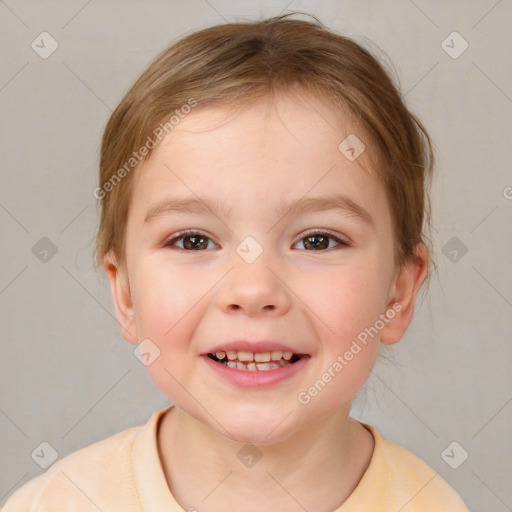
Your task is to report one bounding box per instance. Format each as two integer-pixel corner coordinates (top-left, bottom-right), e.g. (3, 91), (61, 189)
(216, 253), (292, 317)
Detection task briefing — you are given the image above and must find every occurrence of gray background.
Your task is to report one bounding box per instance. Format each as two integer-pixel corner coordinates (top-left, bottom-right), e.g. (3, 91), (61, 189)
(1, 0), (511, 509)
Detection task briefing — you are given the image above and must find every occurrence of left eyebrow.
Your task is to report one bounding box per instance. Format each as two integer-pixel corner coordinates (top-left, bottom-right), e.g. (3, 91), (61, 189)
(144, 194), (374, 227)
(275, 194), (375, 227)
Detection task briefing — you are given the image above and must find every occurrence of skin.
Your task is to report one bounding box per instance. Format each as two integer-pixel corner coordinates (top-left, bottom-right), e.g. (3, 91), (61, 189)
(104, 88), (428, 511)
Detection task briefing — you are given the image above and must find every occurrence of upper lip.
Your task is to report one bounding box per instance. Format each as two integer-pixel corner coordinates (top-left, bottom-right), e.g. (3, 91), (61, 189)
(204, 340), (308, 355)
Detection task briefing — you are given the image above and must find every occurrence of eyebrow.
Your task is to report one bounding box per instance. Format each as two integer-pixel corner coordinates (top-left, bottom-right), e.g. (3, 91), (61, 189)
(144, 194), (374, 226)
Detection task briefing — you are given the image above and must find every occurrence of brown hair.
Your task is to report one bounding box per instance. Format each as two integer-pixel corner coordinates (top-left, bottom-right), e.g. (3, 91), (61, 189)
(93, 12), (434, 275)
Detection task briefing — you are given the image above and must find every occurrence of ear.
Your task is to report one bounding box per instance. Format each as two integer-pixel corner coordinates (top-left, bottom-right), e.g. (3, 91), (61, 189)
(379, 243), (429, 345)
(103, 251), (138, 344)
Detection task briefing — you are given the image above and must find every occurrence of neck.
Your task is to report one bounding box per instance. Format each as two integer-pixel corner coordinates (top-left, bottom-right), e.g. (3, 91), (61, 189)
(157, 404), (374, 512)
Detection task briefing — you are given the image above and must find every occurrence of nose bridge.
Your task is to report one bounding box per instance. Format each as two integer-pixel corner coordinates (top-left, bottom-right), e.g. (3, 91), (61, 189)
(216, 240), (291, 316)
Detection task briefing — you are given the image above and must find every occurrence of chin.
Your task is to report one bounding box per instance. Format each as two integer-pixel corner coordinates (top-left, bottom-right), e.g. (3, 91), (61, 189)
(213, 411), (298, 446)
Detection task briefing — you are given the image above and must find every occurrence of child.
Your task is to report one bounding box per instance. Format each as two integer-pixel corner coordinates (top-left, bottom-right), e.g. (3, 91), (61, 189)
(3, 12), (469, 511)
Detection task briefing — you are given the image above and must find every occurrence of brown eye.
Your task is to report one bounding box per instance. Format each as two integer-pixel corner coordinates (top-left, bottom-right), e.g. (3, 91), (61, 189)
(303, 234), (330, 250)
(181, 235), (209, 250)
(295, 231), (348, 251)
(165, 231), (216, 250)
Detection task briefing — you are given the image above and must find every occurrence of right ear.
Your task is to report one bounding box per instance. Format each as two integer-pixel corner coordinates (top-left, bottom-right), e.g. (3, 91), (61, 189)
(103, 251), (138, 344)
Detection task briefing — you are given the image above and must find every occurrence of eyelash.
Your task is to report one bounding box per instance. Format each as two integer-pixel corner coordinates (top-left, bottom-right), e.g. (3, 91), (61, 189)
(163, 229), (350, 251)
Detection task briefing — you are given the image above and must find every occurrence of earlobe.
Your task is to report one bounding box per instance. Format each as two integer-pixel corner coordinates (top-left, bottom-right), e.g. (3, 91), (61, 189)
(103, 251), (138, 344)
(379, 243), (429, 345)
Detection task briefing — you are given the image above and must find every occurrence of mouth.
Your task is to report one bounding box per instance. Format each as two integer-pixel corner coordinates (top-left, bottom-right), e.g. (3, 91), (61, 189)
(206, 350), (305, 371)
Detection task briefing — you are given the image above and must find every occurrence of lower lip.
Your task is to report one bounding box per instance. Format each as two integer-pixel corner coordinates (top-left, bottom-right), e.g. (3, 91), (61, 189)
(201, 355), (310, 388)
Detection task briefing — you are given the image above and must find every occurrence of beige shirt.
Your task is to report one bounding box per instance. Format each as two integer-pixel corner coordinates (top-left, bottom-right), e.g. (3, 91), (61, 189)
(2, 405), (469, 511)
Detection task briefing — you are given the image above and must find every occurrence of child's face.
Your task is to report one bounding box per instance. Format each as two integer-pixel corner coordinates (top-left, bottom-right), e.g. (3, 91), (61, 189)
(107, 90), (422, 444)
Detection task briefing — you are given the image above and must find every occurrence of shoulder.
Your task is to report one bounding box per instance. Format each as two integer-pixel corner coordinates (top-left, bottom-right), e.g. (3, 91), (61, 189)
(1, 418), (149, 512)
(361, 424), (469, 511)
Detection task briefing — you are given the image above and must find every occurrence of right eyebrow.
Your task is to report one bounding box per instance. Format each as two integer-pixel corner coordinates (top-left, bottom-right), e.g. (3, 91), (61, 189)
(144, 196), (233, 223)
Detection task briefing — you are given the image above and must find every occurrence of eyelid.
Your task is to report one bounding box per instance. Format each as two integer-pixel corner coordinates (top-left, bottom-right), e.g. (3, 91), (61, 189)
(294, 228), (350, 246)
(164, 229), (219, 248)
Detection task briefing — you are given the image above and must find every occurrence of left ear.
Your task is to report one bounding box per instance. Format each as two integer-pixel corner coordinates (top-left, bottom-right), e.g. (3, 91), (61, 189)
(380, 243), (429, 345)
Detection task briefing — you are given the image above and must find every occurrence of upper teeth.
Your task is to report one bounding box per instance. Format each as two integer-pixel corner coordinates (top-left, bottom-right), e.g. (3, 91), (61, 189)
(215, 350), (293, 362)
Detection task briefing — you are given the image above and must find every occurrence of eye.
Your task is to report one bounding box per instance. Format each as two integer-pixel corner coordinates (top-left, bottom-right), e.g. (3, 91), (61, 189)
(164, 230), (217, 251)
(164, 229), (349, 252)
(293, 230), (349, 251)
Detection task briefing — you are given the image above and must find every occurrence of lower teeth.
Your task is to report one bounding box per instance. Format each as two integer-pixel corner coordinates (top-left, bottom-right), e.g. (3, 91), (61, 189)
(219, 359), (292, 371)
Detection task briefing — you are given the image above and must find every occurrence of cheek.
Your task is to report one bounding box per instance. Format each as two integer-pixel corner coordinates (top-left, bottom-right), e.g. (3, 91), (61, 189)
(129, 259), (200, 343)
(307, 262), (389, 338)
(298, 271), (383, 409)
(300, 262), (386, 397)
(128, 261), (208, 401)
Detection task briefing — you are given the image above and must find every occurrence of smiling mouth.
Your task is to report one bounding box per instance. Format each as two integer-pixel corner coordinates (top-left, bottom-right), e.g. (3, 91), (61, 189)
(207, 351), (304, 371)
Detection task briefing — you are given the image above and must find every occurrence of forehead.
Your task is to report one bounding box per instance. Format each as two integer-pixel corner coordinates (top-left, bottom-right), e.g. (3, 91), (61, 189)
(156, 90), (363, 165)
(129, 89), (388, 226)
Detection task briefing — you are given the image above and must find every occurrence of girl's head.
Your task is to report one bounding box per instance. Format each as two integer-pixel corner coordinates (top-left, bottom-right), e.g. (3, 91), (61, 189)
(94, 12), (433, 275)
(94, 13), (432, 443)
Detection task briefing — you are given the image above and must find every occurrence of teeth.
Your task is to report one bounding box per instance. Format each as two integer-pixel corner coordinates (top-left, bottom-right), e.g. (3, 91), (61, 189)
(271, 351), (283, 361)
(237, 351), (253, 362)
(222, 360), (287, 371)
(211, 349), (301, 370)
(255, 362), (280, 371)
(254, 352), (271, 362)
(214, 350), (294, 361)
